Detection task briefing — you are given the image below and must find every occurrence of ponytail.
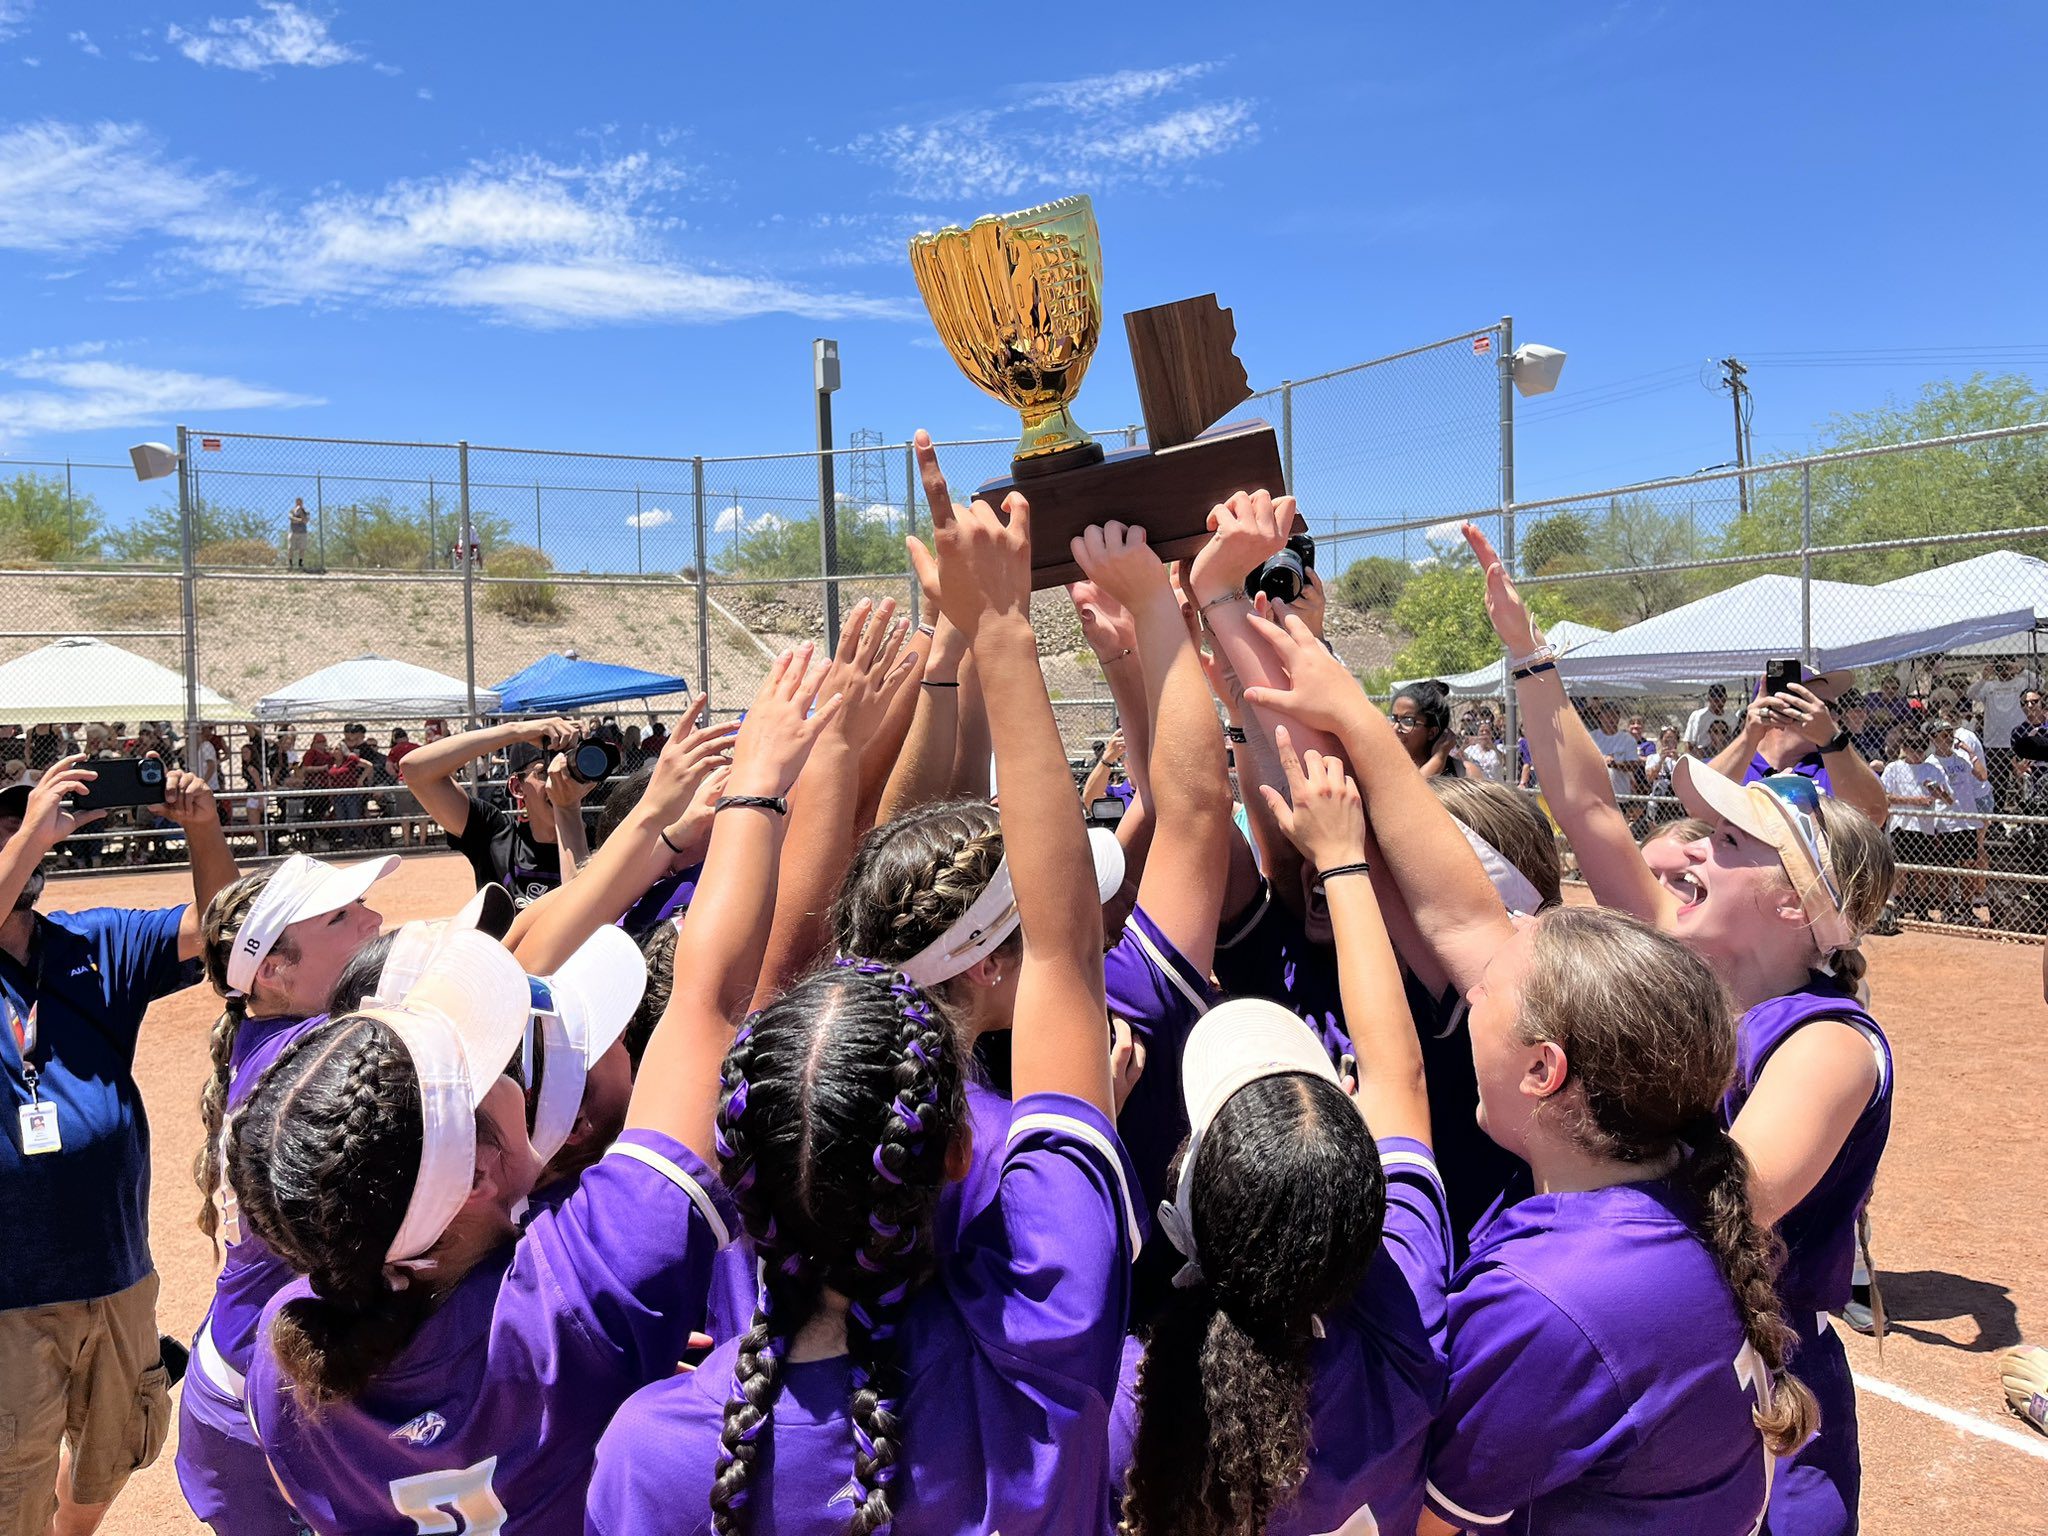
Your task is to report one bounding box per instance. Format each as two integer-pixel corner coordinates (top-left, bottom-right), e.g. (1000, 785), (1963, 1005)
(224, 1017), (426, 1414)
(192, 871), (274, 1252)
(1675, 1118), (1819, 1457)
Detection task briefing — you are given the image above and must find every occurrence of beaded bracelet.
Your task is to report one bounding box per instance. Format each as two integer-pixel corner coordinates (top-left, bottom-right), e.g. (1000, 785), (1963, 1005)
(714, 794), (787, 816)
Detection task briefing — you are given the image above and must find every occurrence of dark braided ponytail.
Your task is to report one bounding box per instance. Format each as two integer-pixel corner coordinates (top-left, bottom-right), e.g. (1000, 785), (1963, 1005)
(708, 961), (967, 1536)
(223, 1014), (432, 1414)
(1516, 905), (1818, 1456)
(194, 872), (278, 1251)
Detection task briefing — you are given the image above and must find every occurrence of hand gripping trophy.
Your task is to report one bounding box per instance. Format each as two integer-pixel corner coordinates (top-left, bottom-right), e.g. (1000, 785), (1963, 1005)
(909, 194), (1286, 585)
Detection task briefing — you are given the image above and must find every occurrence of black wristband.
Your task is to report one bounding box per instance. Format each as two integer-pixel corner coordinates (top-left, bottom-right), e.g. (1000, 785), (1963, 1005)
(659, 828), (685, 856)
(1311, 861), (1373, 892)
(1823, 724), (1853, 753)
(1224, 725), (1248, 743)
(920, 680), (961, 689)
(1512, 660), (1558, 682)
(713, 794), (788, 816)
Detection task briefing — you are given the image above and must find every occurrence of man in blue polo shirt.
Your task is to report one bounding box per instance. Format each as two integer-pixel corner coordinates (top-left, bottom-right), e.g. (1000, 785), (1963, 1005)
(0, 756), (237, 1536)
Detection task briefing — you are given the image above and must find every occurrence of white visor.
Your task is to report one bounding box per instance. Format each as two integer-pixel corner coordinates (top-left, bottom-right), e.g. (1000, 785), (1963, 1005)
(1156, 1000), (1340, 1289)
(1455, 821), (1545, 917)
(523, 925), (647, 1164)
(898, 826), (1125, 988)
(226, 853), (398, 997)
(375, 929), (530, 1266)
(368, 891), (515, 1008)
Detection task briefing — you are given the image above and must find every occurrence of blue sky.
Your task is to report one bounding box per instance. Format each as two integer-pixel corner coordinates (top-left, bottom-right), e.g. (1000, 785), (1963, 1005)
(2, 1), (2045, 543)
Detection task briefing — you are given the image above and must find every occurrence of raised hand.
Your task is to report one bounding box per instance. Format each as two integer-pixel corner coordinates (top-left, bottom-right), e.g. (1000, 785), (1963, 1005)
(1239, 611), (1370, 736)
(1187, 490), (1297, 605)
(1259, 726), (1368, 869)
(17, 754), (106, 850)
(910, 430), (1033, 640)
(818, 597), (912, 744)
(545, 751), (598, 808)
(1070, 521), (1174, 619)
(1754, 681), (1836, 749)
(728, 643), (843, 798)
(1460, 522), (1542, 656)
(1066, 578), (1140, 668)
(528, 716), (586, 750)
(150, 761), (218, 828)
(659, 760), (732, 869)
(640, 696), (738, 819)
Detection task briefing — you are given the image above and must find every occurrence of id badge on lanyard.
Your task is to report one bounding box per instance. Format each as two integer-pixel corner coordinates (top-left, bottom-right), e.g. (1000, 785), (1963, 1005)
(5, 995), (59, 1155)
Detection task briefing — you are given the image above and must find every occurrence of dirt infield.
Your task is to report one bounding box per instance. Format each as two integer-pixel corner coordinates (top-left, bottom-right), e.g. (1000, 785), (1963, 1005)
(34, 856), (2045, 1536)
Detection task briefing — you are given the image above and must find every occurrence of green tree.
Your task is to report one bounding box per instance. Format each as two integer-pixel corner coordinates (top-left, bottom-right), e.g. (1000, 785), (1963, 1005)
(483, 544), (563, 621)
(1554, 495), (1704, 627)
(1519, 510), (1591, 576)
(1722, 374), (2048, 582)
(1389, 565), (1496, 677)
(723, 501), (909, 579)
(0, 472), (107, 562)
(1328, 555), (1411, 612)
(106, 497), (275, 562)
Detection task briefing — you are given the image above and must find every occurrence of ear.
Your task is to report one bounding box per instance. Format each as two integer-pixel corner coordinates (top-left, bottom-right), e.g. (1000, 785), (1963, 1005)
(959, 952), (1004, 988)
(1523, 1040), (1570, 1102)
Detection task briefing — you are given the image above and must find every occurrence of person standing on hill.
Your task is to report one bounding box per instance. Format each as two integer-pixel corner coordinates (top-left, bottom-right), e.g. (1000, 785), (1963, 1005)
(284, 498), (310, 571)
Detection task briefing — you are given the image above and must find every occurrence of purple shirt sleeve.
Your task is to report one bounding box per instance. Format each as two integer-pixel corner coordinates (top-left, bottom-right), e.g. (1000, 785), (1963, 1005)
(1105, 906), (1214, 1219)
(1371, 1138), (1453, 1344)
(1425, 1263), (1634, 1528)
(517, 1128), (739, 1383)
(949, 1092), (1142, 1395)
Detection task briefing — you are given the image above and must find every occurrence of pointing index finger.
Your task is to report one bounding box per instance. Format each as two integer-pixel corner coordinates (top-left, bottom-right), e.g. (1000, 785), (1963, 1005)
(913, 430), (956, 532)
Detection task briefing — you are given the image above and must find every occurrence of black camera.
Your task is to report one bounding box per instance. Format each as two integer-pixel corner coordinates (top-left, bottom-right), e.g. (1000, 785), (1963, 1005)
(1245, 532), (1317, 604)
(564, 739), (622, 785)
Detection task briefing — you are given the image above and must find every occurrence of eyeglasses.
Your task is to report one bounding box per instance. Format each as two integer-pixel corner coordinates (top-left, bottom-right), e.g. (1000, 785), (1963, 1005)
(1754, 774), (1842, 914)
(1389, 716), (1423, 732)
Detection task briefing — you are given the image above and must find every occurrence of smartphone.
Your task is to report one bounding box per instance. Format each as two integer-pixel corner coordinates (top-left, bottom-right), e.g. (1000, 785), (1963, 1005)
(1764, 657), (1802, 697)
(71, 756), (168, 813)
(1087, 796), (1126, 827)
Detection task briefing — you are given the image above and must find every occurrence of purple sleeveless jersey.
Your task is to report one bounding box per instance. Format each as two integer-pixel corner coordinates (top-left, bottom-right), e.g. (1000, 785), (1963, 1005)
(703, 1078), (1014, 1345)
(585, 1093), (1141, 1536)
(1111, 1137), (1450, 1536)
(1723, 980), (1892, 1536)
(1424, 1179), (1775, 1535)
(246, 1129), (737, 1536)
(176, 1012), (326, 1536)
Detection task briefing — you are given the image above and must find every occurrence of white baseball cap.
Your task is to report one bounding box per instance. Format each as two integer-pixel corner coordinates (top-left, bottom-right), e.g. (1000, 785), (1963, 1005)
(1155, 999), (1341, 1289)
(522, 925), (648, 1164)
(898, 826), (1126, 988)
(369, 929), (531, 1270)
(226, 853), (398, 997)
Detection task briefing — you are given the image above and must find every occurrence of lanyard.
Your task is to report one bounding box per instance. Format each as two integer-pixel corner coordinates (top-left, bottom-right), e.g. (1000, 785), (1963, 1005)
(1, 932), (48, 1101)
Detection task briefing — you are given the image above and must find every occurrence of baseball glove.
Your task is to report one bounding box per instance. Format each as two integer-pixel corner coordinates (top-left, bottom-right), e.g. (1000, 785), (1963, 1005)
(1998, 1343), (2048, 1435)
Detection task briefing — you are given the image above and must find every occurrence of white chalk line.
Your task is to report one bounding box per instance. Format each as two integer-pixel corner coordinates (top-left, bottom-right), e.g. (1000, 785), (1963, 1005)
(1853, 1371), (2048, 1461)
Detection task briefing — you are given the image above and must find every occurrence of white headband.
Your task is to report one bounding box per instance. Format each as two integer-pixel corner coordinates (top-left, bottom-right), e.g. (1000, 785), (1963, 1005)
(896, 828), (1127, 989)
(1456, 821), (1545, 917)
(380, 1006), (479, 1271)
(522, 977), (585, 1167)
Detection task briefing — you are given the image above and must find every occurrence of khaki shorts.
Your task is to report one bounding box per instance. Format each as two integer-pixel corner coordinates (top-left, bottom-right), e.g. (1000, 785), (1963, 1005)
(0, 1272), (171, 1535)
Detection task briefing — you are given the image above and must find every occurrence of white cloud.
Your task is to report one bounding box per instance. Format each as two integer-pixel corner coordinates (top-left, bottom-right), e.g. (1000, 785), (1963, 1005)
(21, 54), (39, 65)
(416, 86), (431, 100)
(68, 29), (101, 56)
(167, 2), (363, 72)
(0, 0), (30, 42)
(846, 61), (1255, 199)
(627, 507), (673, 530)
(0, 344), (323, 444)
(1424, 520), (1466, 546)
(0, 121), (228, 254)
(713, 504), (783, 536)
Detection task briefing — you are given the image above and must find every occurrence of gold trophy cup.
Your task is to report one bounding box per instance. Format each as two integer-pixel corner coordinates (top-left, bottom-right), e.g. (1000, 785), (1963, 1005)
(909, 195), (1107, 471)
(909, 193), (1284, 586)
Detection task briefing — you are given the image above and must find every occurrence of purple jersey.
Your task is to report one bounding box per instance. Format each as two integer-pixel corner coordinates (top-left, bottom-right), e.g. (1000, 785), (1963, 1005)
(1112, 1137), (1450, 1535)
(247, 1130), (737, 1536)
(1213, 879), (1350, 1063)
(1424, 1179), (1773, 1535)
(586, 1093), (1141, 1536)
(703, 1078), (1014, 1346)
(177, 1012), (326, 1534)
(1746, 750), (1833, 795)
(618, 866), (700, 941)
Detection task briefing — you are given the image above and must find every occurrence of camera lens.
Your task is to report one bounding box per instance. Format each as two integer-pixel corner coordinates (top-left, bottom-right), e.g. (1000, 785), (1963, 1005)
(571, 741), (617, 783)
(1254, 549), (1306, 604)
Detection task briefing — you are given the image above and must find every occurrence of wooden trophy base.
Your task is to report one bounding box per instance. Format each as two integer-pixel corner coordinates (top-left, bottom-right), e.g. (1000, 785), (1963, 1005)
(972, 418), (1285, 588)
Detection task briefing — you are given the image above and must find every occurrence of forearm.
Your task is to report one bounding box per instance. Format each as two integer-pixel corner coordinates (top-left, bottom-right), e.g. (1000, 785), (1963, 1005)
(1324, 866), (1429, 1145)
(511, 812), (672, 975)
(179, 819), (240, 958)
(1821, 745), (1891, 826)
(395, 723), (527, 786)
(551, 802), (592, 880)
(855, 630), (931, 832)
(1513, 670), (1665, 919)
(752, 739), (859, 1009)
(1708, 722), (1766, 783)
(1100, 653), (1153, 811)
(1203, 597), (1341, 759)
(950, 649), (992, 799)
(1079, 756), (1113, 805)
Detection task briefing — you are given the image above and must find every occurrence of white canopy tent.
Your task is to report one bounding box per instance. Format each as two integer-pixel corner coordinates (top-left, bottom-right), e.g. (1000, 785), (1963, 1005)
(1556, 573), (2035, 688)
(256, 655), (496, 722)
(1416, 620), (1612, 697)
(0, 636), (236, 728)
(1879, 550), (2048, 659)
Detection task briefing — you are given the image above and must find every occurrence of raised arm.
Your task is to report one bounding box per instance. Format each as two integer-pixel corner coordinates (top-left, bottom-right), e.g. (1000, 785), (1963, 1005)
(154, 763), (238, 960)
(1069, 580), (1154, 817)
(396, 715), (580, 837)
(913, 431), (1109, 1115)
(753, 599), (914, 1007)
(509, 704), (735, 975)
(1461, 523), (1673, 926)
(543, 749), (597, 883)
(1072, 521), (1231, 976)
(0, 757), (105, 916)
(1240, 611), (1511, 999)
(854, 618), (930, 834)
(1260, 730), (1429, 1146)
(877, 610), (968, 822)
(626, 649), (839, 1164)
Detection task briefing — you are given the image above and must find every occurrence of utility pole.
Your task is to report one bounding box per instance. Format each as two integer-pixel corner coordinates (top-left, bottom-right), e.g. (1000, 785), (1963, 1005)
(1719, 357), (1752, 518)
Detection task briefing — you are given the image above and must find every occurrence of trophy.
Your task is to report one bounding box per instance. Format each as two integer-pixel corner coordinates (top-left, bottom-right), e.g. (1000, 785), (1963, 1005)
(909, 193), (1285, 586)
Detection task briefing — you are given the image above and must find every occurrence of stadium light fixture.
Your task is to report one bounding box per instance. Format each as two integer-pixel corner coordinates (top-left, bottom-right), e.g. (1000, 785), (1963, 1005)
(1510, 343), (1567, 398)
(129, 441), (180, 481)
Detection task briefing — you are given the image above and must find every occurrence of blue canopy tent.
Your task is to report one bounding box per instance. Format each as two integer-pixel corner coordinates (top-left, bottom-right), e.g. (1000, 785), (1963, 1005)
(490, 652), (692, 715)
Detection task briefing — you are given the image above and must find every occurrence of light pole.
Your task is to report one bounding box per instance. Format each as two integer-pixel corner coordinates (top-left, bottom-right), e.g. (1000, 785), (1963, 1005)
(1494, 322), (1567, 761)
(815, 338), (842, 651)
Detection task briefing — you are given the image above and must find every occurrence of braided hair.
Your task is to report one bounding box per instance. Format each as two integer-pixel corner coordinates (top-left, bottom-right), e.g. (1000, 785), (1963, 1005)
(223, 1014), (433, 1413)
(194, 871), (287, 1251)
(708, 960), (967, 1536)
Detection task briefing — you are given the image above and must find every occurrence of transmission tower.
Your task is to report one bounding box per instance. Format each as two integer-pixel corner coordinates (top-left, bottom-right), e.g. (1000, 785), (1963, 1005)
(847, 427), (890, 528)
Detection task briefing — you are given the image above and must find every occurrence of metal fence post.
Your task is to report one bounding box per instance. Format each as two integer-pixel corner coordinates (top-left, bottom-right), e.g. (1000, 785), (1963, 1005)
(1280, 382), (1295, 491)
(315, 472), (326, 571)
(64, 460), (74, 556)
(1800, 463), (1814, 665)
(903, 441), (920, 625)
(692, 456), (710, 702)
(1497, 317), (1518, 761)
(635, 486), (644, 575)
(459, 441), (478, 727)
(176, 425), (201, 755)
(535, 483), (543, 557)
